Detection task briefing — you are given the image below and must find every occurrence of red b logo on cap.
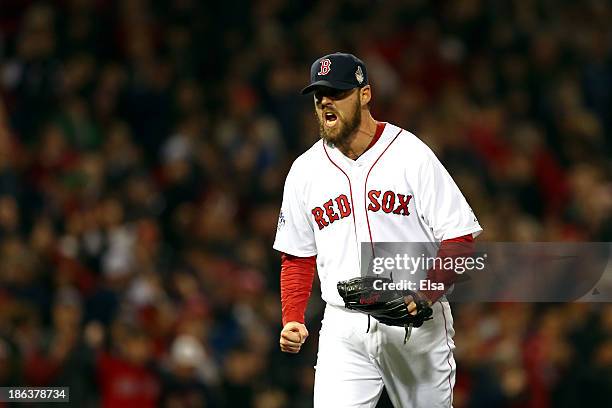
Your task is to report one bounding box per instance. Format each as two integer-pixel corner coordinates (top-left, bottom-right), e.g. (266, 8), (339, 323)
(318, 58), (331, 75)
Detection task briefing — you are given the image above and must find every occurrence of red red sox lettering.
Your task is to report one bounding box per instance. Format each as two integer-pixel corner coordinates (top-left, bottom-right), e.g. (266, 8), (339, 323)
(311, 190), (412, 230)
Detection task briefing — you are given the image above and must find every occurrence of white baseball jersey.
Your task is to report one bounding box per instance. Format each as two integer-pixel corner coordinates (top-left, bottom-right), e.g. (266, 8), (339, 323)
(274, 122), (482, 307)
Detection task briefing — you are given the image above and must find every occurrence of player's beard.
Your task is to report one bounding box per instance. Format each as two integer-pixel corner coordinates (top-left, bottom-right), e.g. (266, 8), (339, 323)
(317, 98), (362, 147)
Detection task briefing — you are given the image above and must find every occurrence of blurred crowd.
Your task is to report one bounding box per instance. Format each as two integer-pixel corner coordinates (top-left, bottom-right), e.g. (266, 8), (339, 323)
(0, 0), (610, 407)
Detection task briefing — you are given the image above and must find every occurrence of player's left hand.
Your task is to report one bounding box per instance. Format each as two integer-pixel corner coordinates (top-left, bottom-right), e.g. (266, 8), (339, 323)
(405, 293), (431, 315)
(407, 300), (418, 315)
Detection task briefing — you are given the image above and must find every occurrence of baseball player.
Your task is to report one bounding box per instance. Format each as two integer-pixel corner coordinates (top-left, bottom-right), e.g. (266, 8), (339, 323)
(274, 52), (482, 408)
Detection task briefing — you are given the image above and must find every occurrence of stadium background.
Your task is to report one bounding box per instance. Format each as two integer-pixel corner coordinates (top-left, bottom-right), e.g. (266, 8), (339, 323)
(0, 0), (611, 406)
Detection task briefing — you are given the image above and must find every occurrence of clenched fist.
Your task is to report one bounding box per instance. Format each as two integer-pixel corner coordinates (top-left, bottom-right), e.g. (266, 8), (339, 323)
(279, 322), (309, 353)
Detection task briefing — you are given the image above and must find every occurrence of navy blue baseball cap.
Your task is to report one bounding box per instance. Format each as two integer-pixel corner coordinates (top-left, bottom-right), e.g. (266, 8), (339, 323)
(301, 52), (368, 95)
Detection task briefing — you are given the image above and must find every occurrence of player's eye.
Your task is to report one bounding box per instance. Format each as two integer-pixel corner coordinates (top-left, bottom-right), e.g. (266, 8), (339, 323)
(314, 88), (353, 101)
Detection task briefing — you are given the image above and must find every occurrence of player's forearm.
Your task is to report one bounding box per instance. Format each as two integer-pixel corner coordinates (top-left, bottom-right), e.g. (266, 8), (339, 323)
(280, 253), (316, 326)
(421, 234), (475, 303)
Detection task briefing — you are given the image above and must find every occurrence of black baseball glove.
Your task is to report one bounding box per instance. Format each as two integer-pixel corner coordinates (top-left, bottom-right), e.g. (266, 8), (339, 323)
(337, 276), (433, 332)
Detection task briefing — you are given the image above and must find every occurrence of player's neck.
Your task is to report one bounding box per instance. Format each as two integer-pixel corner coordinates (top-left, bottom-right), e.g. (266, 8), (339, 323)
(337, 112), (378, 160)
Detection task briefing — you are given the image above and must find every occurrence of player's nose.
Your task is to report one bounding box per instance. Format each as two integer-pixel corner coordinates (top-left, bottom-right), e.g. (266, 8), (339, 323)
(319, 95), (334, 107)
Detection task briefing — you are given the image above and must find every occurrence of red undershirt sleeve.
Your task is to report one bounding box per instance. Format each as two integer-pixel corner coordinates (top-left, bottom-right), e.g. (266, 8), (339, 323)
(420, 233), (475, 303)
(280, 253), (316, 326)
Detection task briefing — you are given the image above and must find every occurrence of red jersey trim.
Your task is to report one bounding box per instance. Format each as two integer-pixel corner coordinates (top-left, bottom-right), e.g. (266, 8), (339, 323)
(363, 128), (404, 255)
(322, 142), (359, 248)
(364, 121), (386, 153)
(440, 304), (455, 404)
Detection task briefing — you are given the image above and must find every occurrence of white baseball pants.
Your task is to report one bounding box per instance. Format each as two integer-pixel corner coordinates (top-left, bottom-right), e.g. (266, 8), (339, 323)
(313, 302), (456, 408)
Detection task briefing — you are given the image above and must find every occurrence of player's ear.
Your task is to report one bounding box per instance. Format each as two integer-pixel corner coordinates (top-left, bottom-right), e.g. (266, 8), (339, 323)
(360, 85), (371, 107)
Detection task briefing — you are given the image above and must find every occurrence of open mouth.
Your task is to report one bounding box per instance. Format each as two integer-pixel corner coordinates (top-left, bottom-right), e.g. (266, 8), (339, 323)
(324, 111), (338, 127)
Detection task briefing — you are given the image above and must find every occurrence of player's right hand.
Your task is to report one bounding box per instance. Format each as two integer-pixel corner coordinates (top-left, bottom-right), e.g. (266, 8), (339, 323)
(279, 321), (309, 354)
